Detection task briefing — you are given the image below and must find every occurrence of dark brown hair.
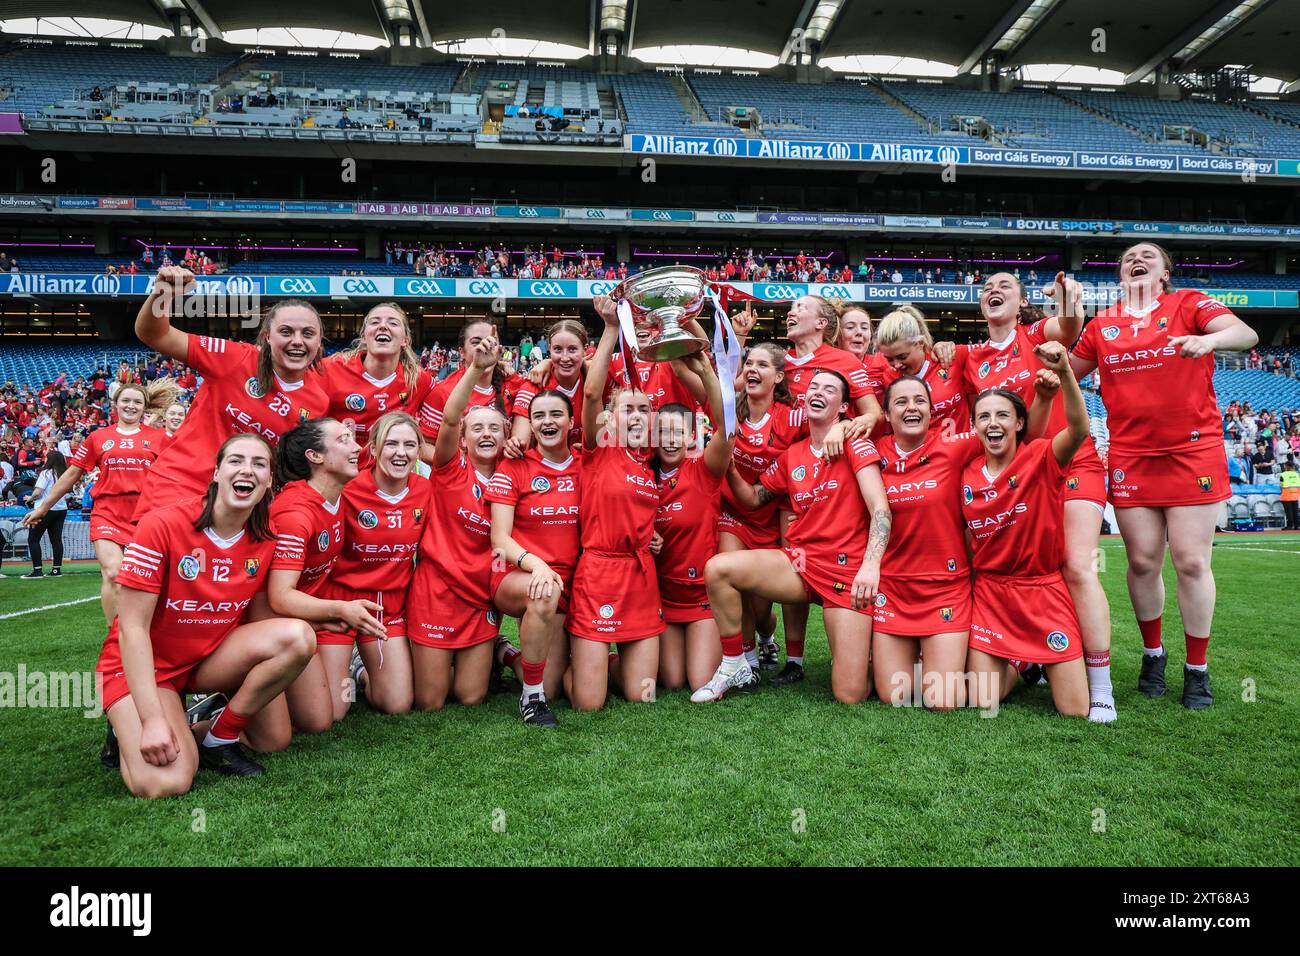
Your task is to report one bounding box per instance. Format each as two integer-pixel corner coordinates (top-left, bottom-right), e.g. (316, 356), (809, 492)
(255, 298), (324, 398)
(193, 433), (275, 541)
(736, 342), (793, 422)
(275, 417), (340, 489)
(973, 387), (1029, 447)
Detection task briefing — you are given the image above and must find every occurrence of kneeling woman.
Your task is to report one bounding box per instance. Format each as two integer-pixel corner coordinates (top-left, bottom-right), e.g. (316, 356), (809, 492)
(703, 370), (891, 704)
(268, 418), (387, 733)
(652, 351), (736, 693)
(487, 389), (582, 726)
(566, 296), (664, 710)
(97, 434), (316, 797)
(871, 376), (982, 710)
(317, 411), (431, 717)
(408, 339), (506, 710)
(962, 341), (1090, 717)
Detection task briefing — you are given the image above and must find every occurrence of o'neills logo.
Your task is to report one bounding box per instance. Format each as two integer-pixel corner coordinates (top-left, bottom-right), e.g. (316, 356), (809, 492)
(50, 885), (152, 936)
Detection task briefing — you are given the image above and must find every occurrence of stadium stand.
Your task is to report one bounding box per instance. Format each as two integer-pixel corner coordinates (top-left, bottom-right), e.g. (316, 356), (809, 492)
(1068, 91), (1300, 157)
(0, 343), (152, 385)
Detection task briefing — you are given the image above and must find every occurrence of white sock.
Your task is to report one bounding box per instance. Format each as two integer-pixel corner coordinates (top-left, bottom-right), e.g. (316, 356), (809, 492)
(1143, 645), (1164, 658)
(202, 729), (238, 748)
(1186, 662), (1208, 672)
(722, 653), (745, 670)
(1086, 663), (1113, 700)
(759, 631), (776, 647)
(745, 648), (759, 669)
(521, 681), (545, 699)
(787, 655), (804, 667)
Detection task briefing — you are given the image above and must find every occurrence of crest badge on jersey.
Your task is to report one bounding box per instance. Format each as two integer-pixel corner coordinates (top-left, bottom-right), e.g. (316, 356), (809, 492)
(1197, 475), (1213, 492)
(245, 376), (266, 399)
(412, 508), (424, 524)
(102, 439), (116, 451)
(316, 530), (330, 551)
(472, 484), (483, 500)
(947, 558), (957, 572)
(298, 407), (310, 421)
(177, 555), (201, 581)
(599, 603), (615, 620)
(687, 566), (697, 578)
(1102, 326), (1121, 341)
(143, 439), (151, 449)
(1190, 430), (1200, 442)
(918, 454), (929, 466)
(1046, 630), (1070, 653)
(792, 465), (807, 481)
(874, 593), (887, 607)
(244, 558), (261, 576)
(486, 609), (500, 626)
(978, 361), (991, 379)
(345, 393), (366, 412)
(1066, 476), (1080, 489)
(963, 484), (974, 504)
(833, 581), (846, 593)
(1156, 317), (1169, 330)
(1112, 468), (1126, 483)
(531, 476), (552, 493)
(940, 607), (953, 622)
(938, 368), (948, 381)
(836, 552), (847, 566)
(1007, 474), (1018, 489)
(358, 509), (379, 529)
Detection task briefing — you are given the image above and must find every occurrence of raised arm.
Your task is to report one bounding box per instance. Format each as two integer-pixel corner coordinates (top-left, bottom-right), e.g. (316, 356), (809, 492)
(676, 350), (735, 477)
(583, 295), (621, 450)
(1039, 271), (1084, 344)
(1034, 341), (1089, 467)
(436, 336), (499, 468)
(135, 266), (194, 361)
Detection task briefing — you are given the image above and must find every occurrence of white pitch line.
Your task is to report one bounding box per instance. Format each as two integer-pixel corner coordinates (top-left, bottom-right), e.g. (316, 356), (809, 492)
(0, 594), (100, 620)
(1215, 546), (1300, 555)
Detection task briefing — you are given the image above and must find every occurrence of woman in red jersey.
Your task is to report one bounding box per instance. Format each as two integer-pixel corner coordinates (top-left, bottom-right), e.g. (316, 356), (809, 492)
(941, 270), (1117, 722)
(318, 411), (431, 718)
(872, 374), (984, 711)
(701, 369), (891, 704)
(834, 302), (874, 365)
(962, 342), (1090, 717)
(567, 295), (664, 710)
(418, 317), (525, 447)
(23, 382), (167, 624)
(487, 388), (581, 726)
(408, 343), (506, 711)
(131, 267), (330, 519)
(97, 434), (316, 797)
(510, 319), (587, 450)
(651, 351), (736, 694)
(267, 418), (385, 733)
(322, 302), (434, 467)
(1070, 242), (1257, 710)
(716, 343), (806, 672)
(867, 307), (970, 437)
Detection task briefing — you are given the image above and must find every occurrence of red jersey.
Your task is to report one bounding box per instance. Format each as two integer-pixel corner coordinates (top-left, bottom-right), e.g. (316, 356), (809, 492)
(876, 430), (981, 579)
(963, 321), (1068, 433)
(961, 439), (1065, 576)
(418, 367), (524, 440)
(98, 497), (275, 682)
(321, 352), (434, 451)
(270, 480), (344, 595)
(484, 449), (582, 581)
(866, 350), (970, 433)
(420, 453), (495, 604)
(68, 423), (167, 508)
(332, 468), (431, 592)
(722, 404), (808, 527)
(578, 442), (658, 553)
(760, 436), (881, 563)
(137, 335), (329, 510)
(607, 351), (698, 411)
(783, 343), (872, 406)
(1072, 289), (1234, 456)
(654, 456), (724, 586)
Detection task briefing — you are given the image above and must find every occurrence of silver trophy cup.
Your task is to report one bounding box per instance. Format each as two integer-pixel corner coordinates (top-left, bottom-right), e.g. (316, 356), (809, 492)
(612, 265), (711, 362)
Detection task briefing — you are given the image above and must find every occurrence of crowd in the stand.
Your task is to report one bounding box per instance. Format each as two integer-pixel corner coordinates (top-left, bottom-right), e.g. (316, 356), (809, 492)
(1224, 401), (1300, 482)
(1246, 348), (1296, 376)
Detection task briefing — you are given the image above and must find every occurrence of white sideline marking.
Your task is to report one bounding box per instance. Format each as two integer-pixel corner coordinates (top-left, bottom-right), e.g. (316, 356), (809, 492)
(0, 595), (100, 620)
(1215, 546), (1300, 555)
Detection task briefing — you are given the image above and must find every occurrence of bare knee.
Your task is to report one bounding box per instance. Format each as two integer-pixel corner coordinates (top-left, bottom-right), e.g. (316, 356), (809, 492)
(704, 553), (734, 588)
(370, 687), (413, 715)
(102, 564), (121, 585)
(1127, 550), (1164, 577)
(413, 685), (447, 711)
(833, 686), (867, 705)
(276, 620), (317, 663)
(129, 769), (193, 799)
(527, 593), (558, 623)
(1170, 549), (1211, 580)
(294, 710), (334, 736)
(456, 688), (487, 708)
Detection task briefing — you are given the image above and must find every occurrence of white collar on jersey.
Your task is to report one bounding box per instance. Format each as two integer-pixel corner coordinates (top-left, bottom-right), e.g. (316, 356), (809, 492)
(554, 379), (579, 397)
(1121, 295), (1162, 319)
(362, 370), (397, 388)
(474, 469), (494, 485)
(987, 331), (1016, 352)
(321, 495), (340, 514)
(273, 373), (304, 393)
(809, 444), (826, 459)
(659, 466), (679, 479)
(375, 485), (410, 505)
(540, 454), (574, 471)
(916, 359), (931, 379)
(745, 411), (771, 430)
(785, 346), (822, 367)
(204, 526), (246, 550)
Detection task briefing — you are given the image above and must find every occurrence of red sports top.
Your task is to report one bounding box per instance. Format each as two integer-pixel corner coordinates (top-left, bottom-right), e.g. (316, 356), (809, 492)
(578, 442), (658, 553)
(420, 453), (495, 605)
(607, 350), (698, 411)
(321, 352), (434, 455)
(783, 342), (873, 406)
(876, 430), (981, 579)
(760, 436), (881, 564)
(1072, 289), (1235, 456)
(654, 455), (724, 586)
(68, 423), (168, 509)
(135, 334), (329, 514)
(270, 480), (344, 595)
(484, 448), (582, 581)
(961, 439), (1066, 576)
(98, 497), (275, 682)
(866, 349), (971, 434)
(418, 367), (524, 440)
(332, 468), (432, 592)
(721, 404), (808, 528)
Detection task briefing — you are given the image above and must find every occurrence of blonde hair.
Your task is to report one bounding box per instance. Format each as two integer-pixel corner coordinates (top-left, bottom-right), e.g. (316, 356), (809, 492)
(346, 302), (421, 390)
(806, 295), (842, 345)
(369, 410), (423, 456)
(546, 318), (589, 347)
(875, 307), (934, 352)
(832, 302), (873, 352)
(143, 377), (180, 419)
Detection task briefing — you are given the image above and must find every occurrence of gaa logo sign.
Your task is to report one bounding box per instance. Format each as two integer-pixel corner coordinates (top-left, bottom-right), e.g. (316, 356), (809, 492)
(762, 284), (804, 300)
(528, 281), (567, 297)
(518, 207), (540, 217)
(713, 138), (739, 156)
(407, 279), (449, 296)
(343, 278), (380, 295)
(585, 208), (606, 219)
(469, 280), (501, 296)
(177, 554), (201, 581)
(590, 282), (617, 295)
(531, 476), (551, 493)
(717, 211), (736, 221)
(817, 285), (850, 299)
(277, 278), (320, 295)
(91, 273), (122, 296)
(345, 393), (366, 412)
(358, 509), (379, 529)
(827, 142), (851, 160)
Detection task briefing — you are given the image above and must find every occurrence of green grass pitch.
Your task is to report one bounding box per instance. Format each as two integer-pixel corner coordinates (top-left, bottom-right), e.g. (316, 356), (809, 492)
(1, 535), (1297, 866)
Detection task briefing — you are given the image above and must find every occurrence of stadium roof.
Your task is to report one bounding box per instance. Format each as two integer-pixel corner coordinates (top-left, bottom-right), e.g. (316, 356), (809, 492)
(3, 0), (1299, 82)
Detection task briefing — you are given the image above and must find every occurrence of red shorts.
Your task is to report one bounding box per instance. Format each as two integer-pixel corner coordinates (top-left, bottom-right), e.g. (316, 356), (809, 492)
(569, 549), (663, 643)
(968, 571), (1083, 665)
(408, 560), (499, 650)
(489, 566), (572, 616)
(718, 508), (780, 550)
(88, 496), (137, 546)
(658, 575), (712, 624)
(872, 575), (972, 636)
(1107, 445), (1231, 509)
(98, 665), (198, 715)
(1063, 439), (1107, 507)
(782, 546), (870, 615)
(313, 580), (408, 646)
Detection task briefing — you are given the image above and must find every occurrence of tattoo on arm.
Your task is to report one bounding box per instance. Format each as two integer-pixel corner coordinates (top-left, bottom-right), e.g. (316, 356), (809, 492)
(754, 484), (774, 507)
(866, 508), (891, 562)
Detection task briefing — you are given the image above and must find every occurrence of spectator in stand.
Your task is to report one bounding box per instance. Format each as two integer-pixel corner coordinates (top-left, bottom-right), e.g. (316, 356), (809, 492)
(1281, 461), (1300, 529)
(21, 451), (70, 579)
(9, 257), (19, 273)
(1252, 441), (1276, 478)
(890, 268), (903, 283)
(1228, 447), (1248, 486)
(0, 252), (9, 273)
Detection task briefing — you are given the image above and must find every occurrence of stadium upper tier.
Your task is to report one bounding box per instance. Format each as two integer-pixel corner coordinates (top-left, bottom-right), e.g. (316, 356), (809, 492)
(7, 42), (1300, 159)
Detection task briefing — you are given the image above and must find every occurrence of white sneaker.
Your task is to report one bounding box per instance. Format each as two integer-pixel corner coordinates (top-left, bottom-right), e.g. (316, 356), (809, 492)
(1088, 698), (1117, 724)
(690, 660), (755, 703)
